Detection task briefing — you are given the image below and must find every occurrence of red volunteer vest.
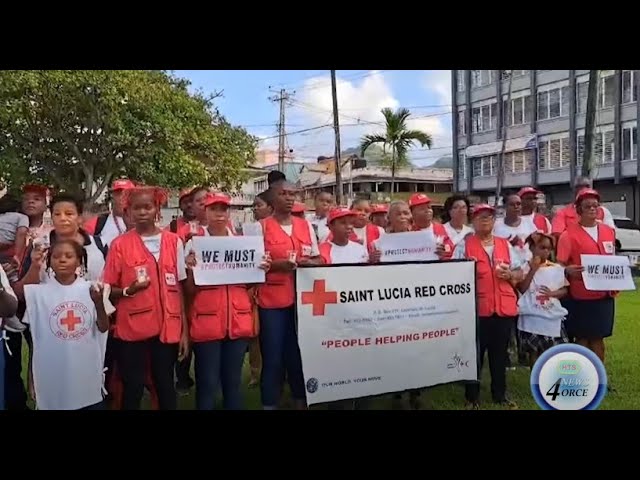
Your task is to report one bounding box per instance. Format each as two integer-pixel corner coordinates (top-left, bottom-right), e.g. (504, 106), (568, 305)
(258, 216), (313, 309)
(533, 213), (551, 234)
(465, 235), (518, 318)
(110, 230), (184, 343)
(319, 242), (332, 264)
(561, 223), (617, 301)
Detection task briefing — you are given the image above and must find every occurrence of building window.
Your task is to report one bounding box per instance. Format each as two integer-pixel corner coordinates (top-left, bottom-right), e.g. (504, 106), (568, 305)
(576, 127), (615, 166)
(472, 155), (497, 178)
(600, 72), (615, 108)
(577, 81), (589, 114)
(538, 135), (570, 170)
(537, 86), (569, 120)
(622, 124), (637, 161)
(470, 70), (494, 89)
(502, 70), (528, 80)
(458, 152), (466, 180)
(457, 109), (466, 135)
(471, 103), (497, 133)
(503, 150), (533, 173)
(502, 95), (532, 126)
(622, 70), (637, 104)
(457, 70), (465, 92)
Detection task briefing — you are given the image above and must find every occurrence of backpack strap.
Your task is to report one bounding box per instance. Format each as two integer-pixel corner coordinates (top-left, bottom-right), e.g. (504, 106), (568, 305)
(94, 213), (110, 236)
(169, 219), (178, 234)
(92, 235), (109, 259)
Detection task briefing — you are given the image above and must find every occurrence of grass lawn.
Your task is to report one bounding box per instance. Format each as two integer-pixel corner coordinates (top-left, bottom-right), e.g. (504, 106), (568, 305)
(20, 287), (640, 410)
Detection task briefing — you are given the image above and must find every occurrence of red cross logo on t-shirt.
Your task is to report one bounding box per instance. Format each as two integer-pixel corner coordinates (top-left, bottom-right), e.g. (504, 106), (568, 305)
(61, 310), (82, 331)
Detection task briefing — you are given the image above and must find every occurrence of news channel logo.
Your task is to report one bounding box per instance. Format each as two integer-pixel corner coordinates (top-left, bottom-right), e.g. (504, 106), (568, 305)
(530, 344), (607, 410)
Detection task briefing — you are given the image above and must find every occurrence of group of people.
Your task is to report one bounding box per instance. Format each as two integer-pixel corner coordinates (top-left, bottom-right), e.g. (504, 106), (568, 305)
(0, 171), (619, 410)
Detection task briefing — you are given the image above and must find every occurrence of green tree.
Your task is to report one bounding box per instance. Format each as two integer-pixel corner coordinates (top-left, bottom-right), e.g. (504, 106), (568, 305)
(0, 70), (257, 205)
(359, 107), (432, 194)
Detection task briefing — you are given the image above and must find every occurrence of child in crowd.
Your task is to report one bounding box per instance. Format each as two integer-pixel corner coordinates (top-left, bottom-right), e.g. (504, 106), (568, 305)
(516, 233), (569, 367)
(24, 240), (113, 410)
(0, 194), (29, 263)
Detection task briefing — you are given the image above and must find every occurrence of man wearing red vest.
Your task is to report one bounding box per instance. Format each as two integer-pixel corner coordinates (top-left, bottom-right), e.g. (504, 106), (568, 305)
(556, 188), (617, 364)
(551, 176), (615, 236)
(518, 187), (552, 234)
(257, 180), (323, 410)
(452, 204), (524, 410)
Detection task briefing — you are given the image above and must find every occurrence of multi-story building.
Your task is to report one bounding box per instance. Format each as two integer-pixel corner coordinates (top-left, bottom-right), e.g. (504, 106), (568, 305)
(452, 70), (639, 221)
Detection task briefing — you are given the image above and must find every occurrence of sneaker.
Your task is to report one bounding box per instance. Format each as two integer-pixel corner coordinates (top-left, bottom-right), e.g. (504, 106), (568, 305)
(3, 316), (26, 333)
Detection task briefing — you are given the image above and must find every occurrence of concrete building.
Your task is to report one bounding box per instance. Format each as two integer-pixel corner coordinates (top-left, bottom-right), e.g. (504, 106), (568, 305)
(452, 70), (639, 221)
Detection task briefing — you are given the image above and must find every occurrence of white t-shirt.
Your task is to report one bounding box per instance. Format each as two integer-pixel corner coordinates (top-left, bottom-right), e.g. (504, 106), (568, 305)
(443, 222), (474, 246)
(308, 215), (330, 243)
(23, 278), (114, 410)
(97, 213), (127, 248)
(582, 225), (599, 242)
(254, 220), (320, 257)
(141, 234), (188, 282)
(493, 217), (537, 263)
(325, 241), (369, 264)
(517, 262), (569, 338)
(520, 213), (552, 234)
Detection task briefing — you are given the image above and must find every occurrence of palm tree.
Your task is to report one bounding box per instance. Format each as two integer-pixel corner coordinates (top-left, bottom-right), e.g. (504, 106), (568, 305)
(359, 107), (432, 194)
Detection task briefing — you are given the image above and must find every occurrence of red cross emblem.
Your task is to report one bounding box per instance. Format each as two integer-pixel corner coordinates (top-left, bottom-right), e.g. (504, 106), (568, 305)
(61, 310), (82, 331)
(301, 279), (338, 316)
(536, 294), (550, 305)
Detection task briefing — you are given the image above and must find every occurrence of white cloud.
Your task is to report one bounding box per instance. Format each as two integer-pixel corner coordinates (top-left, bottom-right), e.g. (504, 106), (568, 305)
(287, 70), (453, 166)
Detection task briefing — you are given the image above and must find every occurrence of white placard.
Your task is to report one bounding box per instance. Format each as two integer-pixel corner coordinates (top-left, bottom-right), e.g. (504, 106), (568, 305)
(580, 254), (636, 291)
(375, 231), (437, 262)
(192, 236), (265, 286)
(296, 261), (478, 405)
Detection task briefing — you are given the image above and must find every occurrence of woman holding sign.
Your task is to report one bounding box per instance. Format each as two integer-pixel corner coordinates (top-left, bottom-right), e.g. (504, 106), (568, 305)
(556, 188), (617, 363)
(103, 186), (189, 410)
(452, 204), (523, 410)
(184, 193), (270, 410)
(258, 180), (323, 410)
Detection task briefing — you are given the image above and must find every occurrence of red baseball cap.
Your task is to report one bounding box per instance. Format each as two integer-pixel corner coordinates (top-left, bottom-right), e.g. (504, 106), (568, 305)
(328, 207), (357, 224)
(471, 203), (496, 217)
(204, 193), (231, 207)
(111, 179), (135, 191)
(517, 186), (541, 198)
(22, 184), (50, 196)
(575, 188), (600, 204)
(409, 193), (432, 207)
(371, 204), (389, 214)
(292, 202), (306, 214)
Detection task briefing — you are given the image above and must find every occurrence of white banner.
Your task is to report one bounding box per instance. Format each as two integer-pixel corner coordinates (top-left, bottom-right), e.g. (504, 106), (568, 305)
(375, 231), (438, 262)
(192, 236), (265, 286)
(581, 254), (636, 291)
(296, 261), (478, 405)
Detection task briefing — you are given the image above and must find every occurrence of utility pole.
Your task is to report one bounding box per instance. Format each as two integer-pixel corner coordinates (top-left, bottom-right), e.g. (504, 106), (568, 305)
(269, 88), (294, 172)
(582, 70), (599, 180)
(496, 70), (514, 207)
(330, 70), (344, 205)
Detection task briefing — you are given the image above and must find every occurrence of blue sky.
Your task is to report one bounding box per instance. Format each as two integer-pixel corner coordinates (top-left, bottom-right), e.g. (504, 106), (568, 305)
(174, 70), (453, 166)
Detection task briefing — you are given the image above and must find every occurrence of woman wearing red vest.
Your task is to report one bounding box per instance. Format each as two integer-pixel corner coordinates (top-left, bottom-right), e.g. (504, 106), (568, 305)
(452, 204), (523, 409)
(184, 193), (269, 409)
(551, 177), (614, 236)
(556, 188), (616, 363)
(408, 193), (454, 258)
(258, 180), (323, 410)
(103, 186), (189, 410)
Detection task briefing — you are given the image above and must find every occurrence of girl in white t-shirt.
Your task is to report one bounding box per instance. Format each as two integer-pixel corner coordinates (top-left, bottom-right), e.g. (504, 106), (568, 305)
(24, 240), (112, 410)
(319, 207), (370, 266)
(516, 233), (569, 367)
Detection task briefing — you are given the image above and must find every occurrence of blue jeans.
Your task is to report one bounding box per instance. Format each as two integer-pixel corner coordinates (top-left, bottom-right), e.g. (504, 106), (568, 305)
(193, 338), (249, 410)
(258, 306), (305, 408)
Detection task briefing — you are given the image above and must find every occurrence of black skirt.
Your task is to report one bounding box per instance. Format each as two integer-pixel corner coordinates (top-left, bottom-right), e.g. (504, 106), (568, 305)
(564, 297), (615, 339)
